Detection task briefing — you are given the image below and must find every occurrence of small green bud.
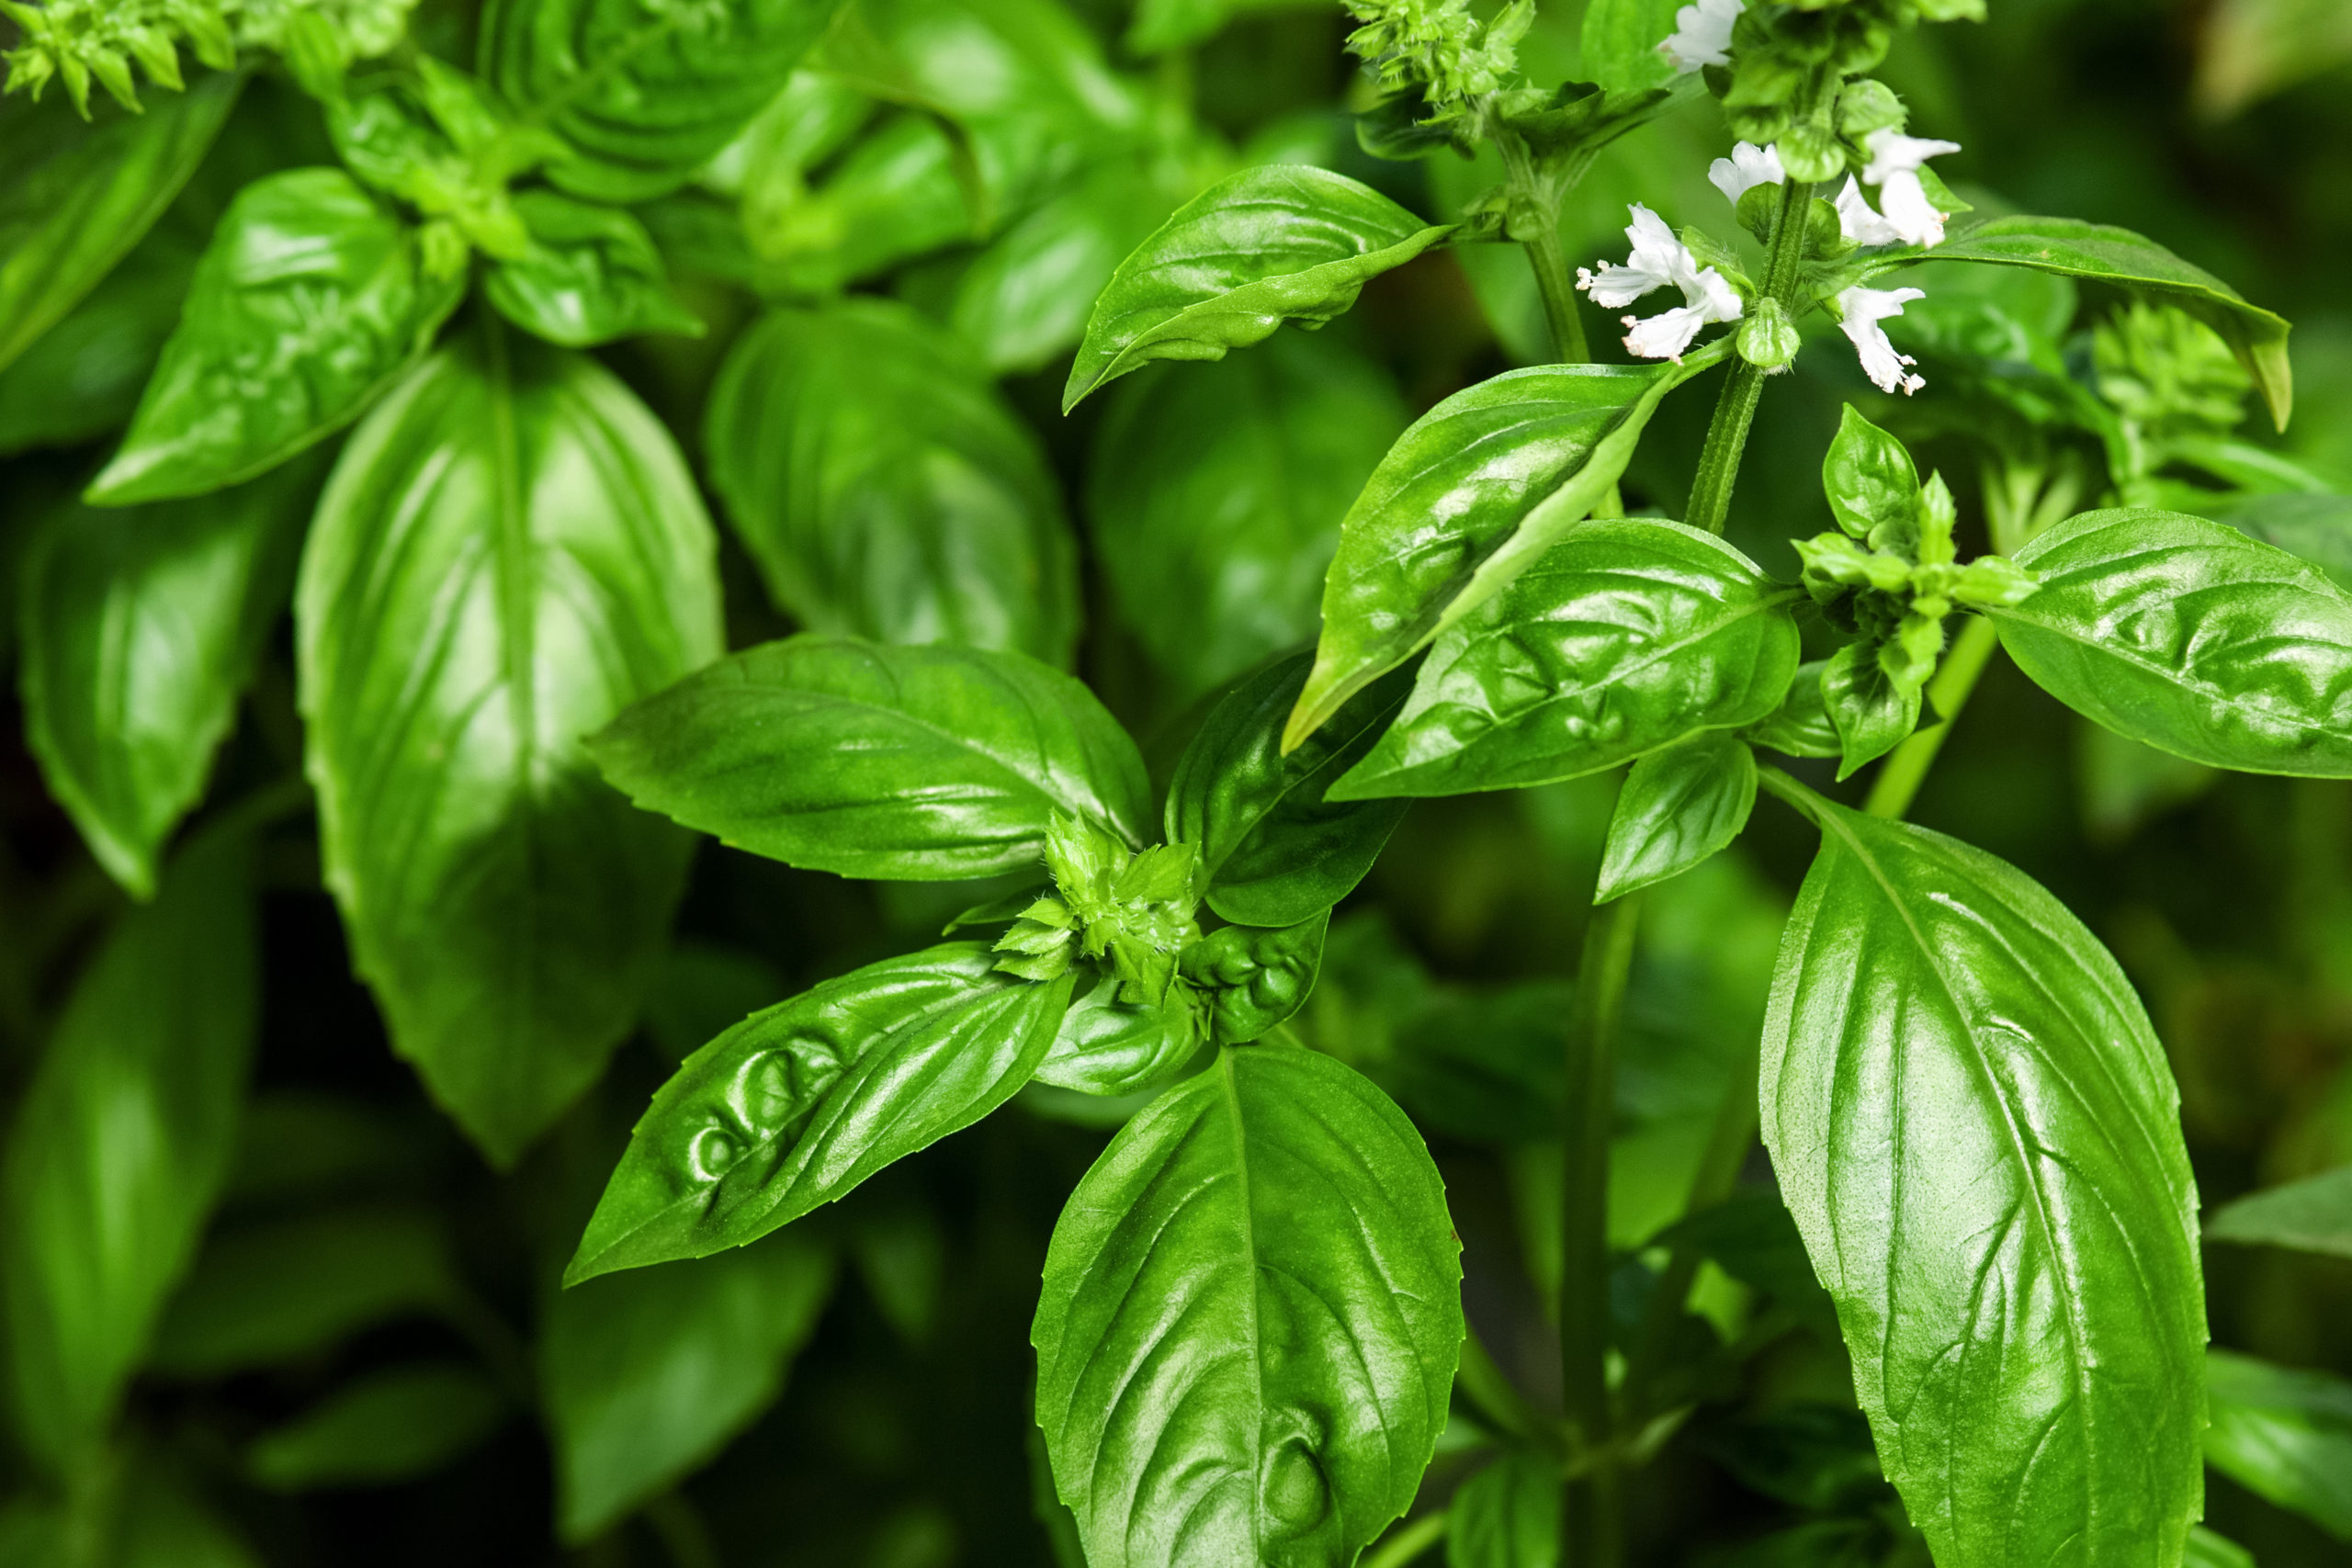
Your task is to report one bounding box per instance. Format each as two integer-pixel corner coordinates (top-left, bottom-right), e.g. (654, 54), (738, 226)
(1916, 472), (1959, 566)
(1804, 194), (1852, 259)
(1735, 181), (1779, 241)
(1777, 117), (1846, 184)
(1737, 298), (1802, 372)
(1954, 557), (2041, 609)
(86, 45), (142, 114)
(1836, 79), (1905, 141)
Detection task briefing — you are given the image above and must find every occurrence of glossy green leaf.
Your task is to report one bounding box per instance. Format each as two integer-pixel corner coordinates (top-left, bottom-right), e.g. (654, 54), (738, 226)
(2204, 1349), (2352, 1540)
(1578, 0), (1681, 96)
(1744, 658), (1840, 759)
(748, 111), (975, 294)
(86, 169), (464, 505)
(1062, 164), (1452, 411)
(1759, 801), (2205, 1568)
(1447, 1450), (1557, 1568)
(1334, 520), (1801, 799)
(248, 1363), (506, 1491)
(0, 72), (240, 377)
(149, 1206), (459, 1378)
(1033, 1045), (1463, 1568)
(2219, 492), (2352, 592)
(0, 208), (201, 455)
(484, 190), (704, 348)
(705, 301), (1079, 665)
(1090, 333), (1407, 697)
(591, 635), (1148, 880)
(1595, 733), (1757, 904)
(20, 458), (318, 898)
(2185, 1527), (2256, 1568)
(1180, 910), (1328, 1046)
(1920, 216), (2293, 429)
(1165, 653), (1413, 927)
(481, 0), (850, 204)
(1989, 507), (2352, 777)
(0, 823), (257, 1471)
(1287, 353), (1729, 750)
(2204, 1165), (2352, 1259)
(1035, 968), (1202, 1097)
(1822, 404), (1918, 541)
(544, 1228), (834, 1539)
(297, 329), (724, 1164)
(1820, 639), (1921, 780)
(570, 945), (1073, 1281)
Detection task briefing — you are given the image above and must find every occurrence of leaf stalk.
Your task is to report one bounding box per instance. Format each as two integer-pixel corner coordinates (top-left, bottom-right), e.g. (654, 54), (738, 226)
(1685, 177), (1815, 536)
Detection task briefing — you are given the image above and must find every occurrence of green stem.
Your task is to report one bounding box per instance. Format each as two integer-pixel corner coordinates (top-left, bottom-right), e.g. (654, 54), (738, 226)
(1684, 178), (1814, 536)
(1495, 130), (1595, 366)
(1862, 615), (2001, 820)
(1363, 1510), (1449, 1568)
(1561, 889), (1640, 1568)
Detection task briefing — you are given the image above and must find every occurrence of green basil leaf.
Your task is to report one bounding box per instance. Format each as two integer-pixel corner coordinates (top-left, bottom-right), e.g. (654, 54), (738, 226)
(1288, 354), (1728, 750)
(2204, 1349), (2352, 1540)
(1919, 216), (2293, 429)
(1447, 1450), (1558, 1568)
(0, 822), (257, 1471)
(2219, 492), (2352, 593)
(2204, 1165), (2352, 1259)
(705, 301), (1079, 666)
(149, 1206), (458, 1378)
(1090, 332), (1408, 698)
(1062, 164), (1453, 412)
(1595, 733), (1757, 904)
(544, 1229), (835, 1539)
(0, 73), (240, 377)
(1990, 507), (2352, 777)
(591, 635), (1148, 878)
(1180, 909), (1329, 1046)
(1744, 657), (1840, 759)
(569, 945), (1073, 1281)
(751, 112), (976, 294)
(1820, 639), (1921, 780)
(298, 330), (725, 1165)
(2185, 1528), (2256, 1568)
(247, 1363), (506, 1491)
(20, 458), (318, 898)
(481, 0), (849, 204)
(1760, 802), (2205, 1568)
(0, 207), (201, 455)
(85, 168), (465, 506)
(1821, 403), (1918, 541)
(1335, 520), (1801, 800)
(1577, 0), (1682, 96)
(1032, 1045), (1462, 1568)
(1165, 652), (1412, 927)
(483, 190), (704, 348)
(1035, 967), (1201, 1097)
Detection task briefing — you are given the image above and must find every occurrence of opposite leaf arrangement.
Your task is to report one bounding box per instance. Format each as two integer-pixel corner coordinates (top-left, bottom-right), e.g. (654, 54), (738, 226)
(6, 0), (2352, 1563)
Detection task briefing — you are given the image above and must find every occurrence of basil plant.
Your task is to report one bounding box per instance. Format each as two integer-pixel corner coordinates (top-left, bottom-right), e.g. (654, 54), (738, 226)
(3, 0), (2350, 1562)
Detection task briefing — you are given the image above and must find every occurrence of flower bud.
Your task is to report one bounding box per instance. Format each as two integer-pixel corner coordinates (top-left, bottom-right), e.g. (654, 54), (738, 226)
(1777, 117), (1846, 184)
(1737, 299), (1802, 371)
(1836, 79), (1906, 141)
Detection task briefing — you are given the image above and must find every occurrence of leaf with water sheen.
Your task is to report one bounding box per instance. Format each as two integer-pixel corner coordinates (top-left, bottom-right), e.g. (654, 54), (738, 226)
(1334, 520), (1800, 799)
(590, 635), (1149, 880)
(545, 1229), (835, 1539)
(1062, 164), (1451, 411)
(706, 300), (1079, 665)
(1759, 802), (2205, 1568)
(1180, 910), (1329, 1046)
(2204, 1165), (2352, 1259)
(1035, 969), (1202, 1097)
(0, 73), (240, 377)
(1744, 658), (1839, 760)
(1820, 640), (1921, 781)
(484, 190), (705, 348)
(87, 169), (464, 505)
(481, 0), (850, 203)
(1165, 653), (1413, 927)
(1286, 353), (1728, 750)
(1989, 507), (2352, 777)
(1594, 733), (1757, 904)
(297, 330), (724, 1165)
(20, 458), (318, 898)
(570, 945), (1073, 1280)
(1033, 1045), (1463, 1568)
(2203, 1349), (2352, 1540)
(0, 824), (257, 1471)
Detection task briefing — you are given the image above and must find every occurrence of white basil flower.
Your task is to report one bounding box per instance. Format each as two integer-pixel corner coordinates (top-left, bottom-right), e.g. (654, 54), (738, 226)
(1836, 285), (1928, 395)
(1835, 175), (1903, 246)
(1709, 141), (1785, 205)
(1860, 128), (1963, 248)
(1576, 204), (1745, 363)
(1657, 0), (1741, 73)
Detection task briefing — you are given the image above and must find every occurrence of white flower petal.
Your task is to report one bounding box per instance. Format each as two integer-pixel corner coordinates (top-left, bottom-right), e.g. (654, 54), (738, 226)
(1687, 265), (1745, 323)
(1708, 141), (1786, 206)
(1877, 171), (1950, 248)
(1623, 304), (1713, 362)
(1860, 129), (1962, 186)
(1834, 176), (1901, 247)
(1657, 0), (1741, 73)
(1837, 286), (1928, 395)
(1577, 203), (1700, 308)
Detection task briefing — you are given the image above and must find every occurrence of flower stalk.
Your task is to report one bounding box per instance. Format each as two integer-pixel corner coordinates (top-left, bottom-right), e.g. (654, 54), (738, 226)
(1685, 175), (1813, 535)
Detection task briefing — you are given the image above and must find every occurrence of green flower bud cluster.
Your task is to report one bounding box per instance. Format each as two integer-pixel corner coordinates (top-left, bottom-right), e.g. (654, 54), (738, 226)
(0, 0), (414, 114)
(1705, 0), (1981, 182)
(1343, 0), (1530, 120)
(994, 816), (1204, 1005)
(1800, 471), (2037, 694)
